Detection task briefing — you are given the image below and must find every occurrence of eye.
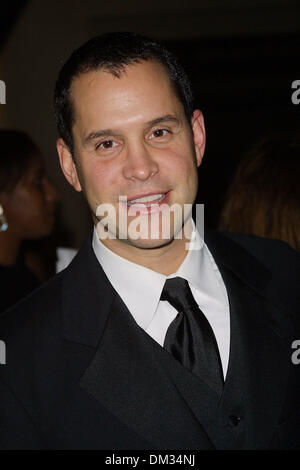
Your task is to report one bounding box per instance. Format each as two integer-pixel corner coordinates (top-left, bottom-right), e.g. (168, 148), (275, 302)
(151, 129), (170, 139)
(96, 140), (117, 150)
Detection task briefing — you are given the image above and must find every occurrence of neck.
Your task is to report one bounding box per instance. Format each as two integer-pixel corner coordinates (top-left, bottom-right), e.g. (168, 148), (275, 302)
(0, 230), (21, 266)
(99, 218), (194, 275)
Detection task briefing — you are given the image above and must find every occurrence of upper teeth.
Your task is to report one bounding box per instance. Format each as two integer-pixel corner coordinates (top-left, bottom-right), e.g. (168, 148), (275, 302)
(128, 193), (165, 205)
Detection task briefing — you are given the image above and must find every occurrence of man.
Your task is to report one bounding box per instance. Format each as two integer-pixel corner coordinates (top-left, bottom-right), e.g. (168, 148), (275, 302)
(0, 32), (299, 450)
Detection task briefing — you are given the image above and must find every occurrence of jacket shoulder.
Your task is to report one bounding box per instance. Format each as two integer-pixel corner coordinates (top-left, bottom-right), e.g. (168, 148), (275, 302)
(219, 232), (300, 318)
(220, 232), (300, 273)
(0, 270), (64, 341)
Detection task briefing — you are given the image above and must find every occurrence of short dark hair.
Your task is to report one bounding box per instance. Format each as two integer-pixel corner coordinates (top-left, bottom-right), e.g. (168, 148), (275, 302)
(53, 32), (194, 155)
(0, 130), (39, 193)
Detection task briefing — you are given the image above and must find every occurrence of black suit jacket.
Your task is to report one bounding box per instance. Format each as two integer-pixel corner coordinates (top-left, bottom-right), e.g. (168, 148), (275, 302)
(0, 230), (299, 450)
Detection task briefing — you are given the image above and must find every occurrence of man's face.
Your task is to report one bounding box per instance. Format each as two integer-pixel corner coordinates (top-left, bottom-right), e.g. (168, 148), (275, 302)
(58, 60), (205, 251)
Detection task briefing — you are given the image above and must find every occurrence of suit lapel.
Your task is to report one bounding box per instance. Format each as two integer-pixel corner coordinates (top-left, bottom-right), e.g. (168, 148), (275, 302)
(222, 267), (292, 448)
(62, 230), (293, 449)
(62, 234), (116, 347)
(62, 233), (213, 449)
(79, 293), (214, 449)
(205, 231), (293, 449)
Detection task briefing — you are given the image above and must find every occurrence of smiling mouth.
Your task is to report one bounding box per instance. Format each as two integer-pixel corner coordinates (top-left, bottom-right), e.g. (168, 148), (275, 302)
(126, 193), (167, 206)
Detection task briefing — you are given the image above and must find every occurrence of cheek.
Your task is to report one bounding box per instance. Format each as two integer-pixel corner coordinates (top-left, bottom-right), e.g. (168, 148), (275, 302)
(165, 144), (198, 202)
(166, 142), (198, 177)
(82, 162), (120, 204)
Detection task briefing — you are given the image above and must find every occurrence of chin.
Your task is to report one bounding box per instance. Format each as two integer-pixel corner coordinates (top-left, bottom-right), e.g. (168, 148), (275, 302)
(127, 236), (174, 250)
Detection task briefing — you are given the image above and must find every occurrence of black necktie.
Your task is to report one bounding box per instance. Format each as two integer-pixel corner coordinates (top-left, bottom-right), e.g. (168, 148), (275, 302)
(161, 276), (224, 396)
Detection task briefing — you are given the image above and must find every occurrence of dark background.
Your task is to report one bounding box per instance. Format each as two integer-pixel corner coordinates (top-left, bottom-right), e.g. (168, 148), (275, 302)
(0, 0), (299, 244)
(171, 34), (300, 226)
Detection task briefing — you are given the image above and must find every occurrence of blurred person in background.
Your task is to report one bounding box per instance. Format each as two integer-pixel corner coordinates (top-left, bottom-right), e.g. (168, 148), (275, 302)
(0, 130), (59, 312)
(219, 135), (300, 251)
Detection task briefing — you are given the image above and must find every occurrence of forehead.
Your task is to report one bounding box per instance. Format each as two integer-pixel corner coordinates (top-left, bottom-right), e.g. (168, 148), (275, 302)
(70, 60), (184, 131)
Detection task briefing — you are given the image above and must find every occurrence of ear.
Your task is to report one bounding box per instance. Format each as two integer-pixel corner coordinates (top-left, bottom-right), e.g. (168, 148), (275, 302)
(56, 138), (82, 192)
(191, 110), (206, 167)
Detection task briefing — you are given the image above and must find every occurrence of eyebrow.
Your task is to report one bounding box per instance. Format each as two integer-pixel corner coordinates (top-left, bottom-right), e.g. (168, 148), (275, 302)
(146, 115), (180, 128)
(84, 129), (116, 145)
(83, 115), (180, 145)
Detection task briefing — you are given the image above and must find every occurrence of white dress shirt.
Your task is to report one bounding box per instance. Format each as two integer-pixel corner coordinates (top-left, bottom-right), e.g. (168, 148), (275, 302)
(92, 219), (230, 377)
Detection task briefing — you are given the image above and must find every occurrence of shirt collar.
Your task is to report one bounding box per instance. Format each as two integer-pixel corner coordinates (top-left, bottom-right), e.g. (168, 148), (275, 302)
(92, 218), (205, 329)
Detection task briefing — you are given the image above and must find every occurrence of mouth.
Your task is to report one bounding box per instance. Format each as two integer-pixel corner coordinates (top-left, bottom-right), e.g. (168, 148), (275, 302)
(119, 191), (170, 214)
(126, 192), (167, 206)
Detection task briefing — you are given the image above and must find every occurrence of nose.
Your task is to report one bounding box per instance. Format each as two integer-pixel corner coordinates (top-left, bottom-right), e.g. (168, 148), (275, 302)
(44, 177), (60, 204)
(122, 141), (159, 181)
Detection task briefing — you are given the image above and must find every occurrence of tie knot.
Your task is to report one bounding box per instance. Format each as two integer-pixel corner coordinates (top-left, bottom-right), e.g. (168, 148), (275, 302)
(160, 277), (197, 313)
